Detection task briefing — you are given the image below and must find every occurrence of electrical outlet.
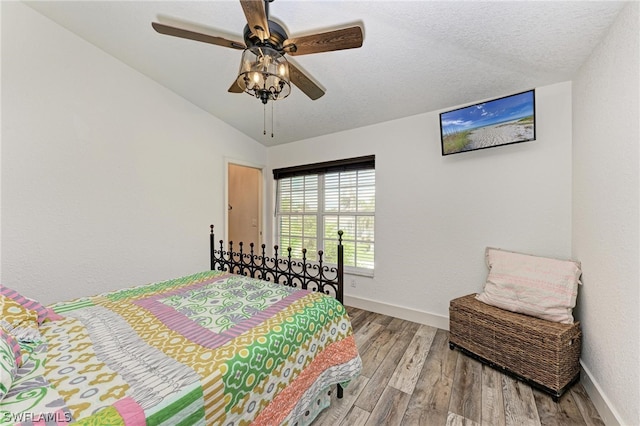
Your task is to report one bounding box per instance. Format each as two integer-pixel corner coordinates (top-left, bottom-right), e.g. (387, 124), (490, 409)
(350, 279), (356, 288)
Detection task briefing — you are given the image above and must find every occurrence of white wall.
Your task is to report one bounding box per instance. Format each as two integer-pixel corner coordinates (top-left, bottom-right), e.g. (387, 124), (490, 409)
(267, 82), (573, 326)
(572, 3), (639, 425)
(1, 2), (266, 305)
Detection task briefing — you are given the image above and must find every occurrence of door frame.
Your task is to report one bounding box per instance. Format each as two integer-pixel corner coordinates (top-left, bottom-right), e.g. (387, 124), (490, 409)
(224, 158), (265, 247)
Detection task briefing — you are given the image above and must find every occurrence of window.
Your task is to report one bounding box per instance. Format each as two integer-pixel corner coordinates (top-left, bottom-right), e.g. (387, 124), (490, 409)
(274, 156), (375, 274)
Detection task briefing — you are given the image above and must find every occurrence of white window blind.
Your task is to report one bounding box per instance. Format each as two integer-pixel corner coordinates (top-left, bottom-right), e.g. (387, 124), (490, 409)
(274, 156), (375, 274)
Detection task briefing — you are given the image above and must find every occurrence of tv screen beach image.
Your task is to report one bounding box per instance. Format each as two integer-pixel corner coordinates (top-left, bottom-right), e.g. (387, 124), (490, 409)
(440, 90), (535, 155)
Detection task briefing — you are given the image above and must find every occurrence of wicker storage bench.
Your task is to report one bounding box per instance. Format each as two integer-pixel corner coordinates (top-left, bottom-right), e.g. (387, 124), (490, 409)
(449, 294), (582, 400)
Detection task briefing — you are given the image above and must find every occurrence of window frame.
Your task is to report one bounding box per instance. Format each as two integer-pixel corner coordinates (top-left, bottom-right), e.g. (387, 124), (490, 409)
(273, 156), (375, 277)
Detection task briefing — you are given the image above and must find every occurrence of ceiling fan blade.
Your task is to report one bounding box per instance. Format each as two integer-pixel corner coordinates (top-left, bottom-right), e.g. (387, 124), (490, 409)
(285, 26), (363, 56)
(152, 22), (245, 50)
(288, 61), (325, 100)
(240, 0), (270, 41)
(228, 79), (244, 94)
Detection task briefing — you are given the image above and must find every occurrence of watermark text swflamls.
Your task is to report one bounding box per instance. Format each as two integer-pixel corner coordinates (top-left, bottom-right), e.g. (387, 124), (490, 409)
(1, 411), (73, 423)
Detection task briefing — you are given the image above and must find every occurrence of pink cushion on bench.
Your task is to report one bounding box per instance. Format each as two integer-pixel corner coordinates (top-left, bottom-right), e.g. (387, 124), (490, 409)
(476, 247), (582, 324)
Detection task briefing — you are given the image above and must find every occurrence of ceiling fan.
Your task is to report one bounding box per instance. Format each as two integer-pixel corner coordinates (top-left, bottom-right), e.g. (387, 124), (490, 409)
(152, 0), (364, 104)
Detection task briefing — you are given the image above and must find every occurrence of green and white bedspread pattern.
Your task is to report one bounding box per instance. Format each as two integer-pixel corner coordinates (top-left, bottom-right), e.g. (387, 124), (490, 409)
(0, 271), (361, 425)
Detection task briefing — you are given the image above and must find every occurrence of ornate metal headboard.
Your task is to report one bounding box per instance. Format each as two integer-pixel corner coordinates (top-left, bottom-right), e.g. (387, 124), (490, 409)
(209, 225), (344, 304)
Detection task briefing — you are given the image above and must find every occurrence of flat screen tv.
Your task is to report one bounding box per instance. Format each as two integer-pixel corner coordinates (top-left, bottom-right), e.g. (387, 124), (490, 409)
(440, 89), (536, 156)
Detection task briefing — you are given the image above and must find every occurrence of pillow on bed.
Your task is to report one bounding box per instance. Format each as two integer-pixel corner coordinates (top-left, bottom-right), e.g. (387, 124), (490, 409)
(0, 329), (22, 401)
(0, 285), (64, 324)
(476, 247), (582, 324)
(0, 295), (42, 343)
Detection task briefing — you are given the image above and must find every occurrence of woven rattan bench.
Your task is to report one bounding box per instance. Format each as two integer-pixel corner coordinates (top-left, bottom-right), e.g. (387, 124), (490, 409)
(449, 294), (582, 400)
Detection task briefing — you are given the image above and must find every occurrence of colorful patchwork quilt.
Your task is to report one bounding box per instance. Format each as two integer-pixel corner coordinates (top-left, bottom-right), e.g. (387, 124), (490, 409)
(0, 271), (361, 425)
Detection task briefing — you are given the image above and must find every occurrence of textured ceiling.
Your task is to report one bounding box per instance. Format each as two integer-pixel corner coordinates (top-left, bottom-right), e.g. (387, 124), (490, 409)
(25, 1), (626, 146)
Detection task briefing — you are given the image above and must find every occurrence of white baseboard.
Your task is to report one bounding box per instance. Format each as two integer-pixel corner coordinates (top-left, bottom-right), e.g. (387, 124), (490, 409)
(580, 362), (623, 425)
(343, 295), (449, 330)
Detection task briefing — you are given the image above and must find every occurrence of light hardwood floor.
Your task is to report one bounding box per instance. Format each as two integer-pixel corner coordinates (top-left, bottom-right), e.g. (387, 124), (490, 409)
(313, 306), (605, 426)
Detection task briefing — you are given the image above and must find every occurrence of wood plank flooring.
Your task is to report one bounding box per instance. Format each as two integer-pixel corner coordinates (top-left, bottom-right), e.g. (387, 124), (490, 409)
(312, 306), (605, 426)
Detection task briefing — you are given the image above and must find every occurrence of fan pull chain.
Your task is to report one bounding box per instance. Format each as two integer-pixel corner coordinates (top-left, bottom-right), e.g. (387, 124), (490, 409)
(262, 102), (276, 139)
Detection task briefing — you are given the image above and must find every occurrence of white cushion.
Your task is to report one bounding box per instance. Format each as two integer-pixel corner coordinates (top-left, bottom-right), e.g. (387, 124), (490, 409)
(476, 247), (582, 324)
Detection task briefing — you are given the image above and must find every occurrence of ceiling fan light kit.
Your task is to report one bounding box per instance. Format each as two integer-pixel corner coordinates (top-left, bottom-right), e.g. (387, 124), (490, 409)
(152, 0), (364, 106)
(237, 46), (291, 104)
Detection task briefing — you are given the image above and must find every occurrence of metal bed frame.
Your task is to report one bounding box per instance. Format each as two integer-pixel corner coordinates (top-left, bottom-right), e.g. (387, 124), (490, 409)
(209, 225), (344, 304)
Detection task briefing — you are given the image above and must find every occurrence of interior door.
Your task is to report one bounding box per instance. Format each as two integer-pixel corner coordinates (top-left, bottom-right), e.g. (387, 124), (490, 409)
(228, 163), (261, 246)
